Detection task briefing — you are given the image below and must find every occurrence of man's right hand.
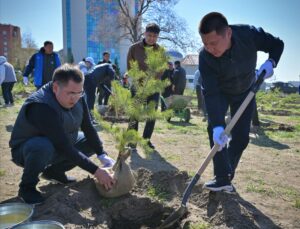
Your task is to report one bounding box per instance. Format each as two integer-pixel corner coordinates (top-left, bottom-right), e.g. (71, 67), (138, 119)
(94, 167), (115, 190)
(213, 126), (229, 151)
(23, 76), (29, 85)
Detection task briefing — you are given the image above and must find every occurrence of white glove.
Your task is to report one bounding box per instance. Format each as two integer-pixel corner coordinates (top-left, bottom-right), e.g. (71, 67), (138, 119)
(257, 59), (274, 80)
(23, 76), (29, 85)
(98, 154), (115, 168)
(213, 126), (229, 151)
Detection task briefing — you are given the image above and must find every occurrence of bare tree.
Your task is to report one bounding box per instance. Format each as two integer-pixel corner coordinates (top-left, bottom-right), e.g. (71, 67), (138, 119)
(117, 0), (200, 53)
(144, 0), (200, 53)
(87, 1), (200, 54)
(11, 32), (38, 70)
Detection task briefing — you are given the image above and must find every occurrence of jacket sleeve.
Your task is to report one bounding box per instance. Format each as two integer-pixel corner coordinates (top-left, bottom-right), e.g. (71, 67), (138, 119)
(127, 46), (134, 70)
(199, 52), (224, 127)
(250, 26), (284, 66)
(23, 54), (36, 77)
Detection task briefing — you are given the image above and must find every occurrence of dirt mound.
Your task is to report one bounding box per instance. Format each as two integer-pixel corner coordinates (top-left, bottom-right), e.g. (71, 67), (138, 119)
(31, 169), (281, 228)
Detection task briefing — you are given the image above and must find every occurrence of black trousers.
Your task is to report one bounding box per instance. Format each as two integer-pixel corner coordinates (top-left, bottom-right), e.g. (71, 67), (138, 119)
(98, 84), (111, 105)
(128, 92), (160, 139)
(1, 82), (15, 104)
(207, 89), (255, 182)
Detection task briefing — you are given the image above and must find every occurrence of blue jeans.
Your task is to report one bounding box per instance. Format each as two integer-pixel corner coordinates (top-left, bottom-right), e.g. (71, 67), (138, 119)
(207, 89), (255, 182)
(1, 82), (15, 104)
(11, 132), (95, 189)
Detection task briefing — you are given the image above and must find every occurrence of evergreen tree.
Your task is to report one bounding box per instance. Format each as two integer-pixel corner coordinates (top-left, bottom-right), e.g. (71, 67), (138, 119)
(95, 46), (171, 154)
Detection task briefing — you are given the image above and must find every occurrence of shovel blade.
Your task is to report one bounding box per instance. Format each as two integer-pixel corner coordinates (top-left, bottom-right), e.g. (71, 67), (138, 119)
(159, 206), (187, 228)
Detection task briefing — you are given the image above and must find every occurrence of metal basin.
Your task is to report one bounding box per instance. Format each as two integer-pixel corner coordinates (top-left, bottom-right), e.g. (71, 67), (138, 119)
(0, 203), (34, 229)
(12, 220), (65, 229)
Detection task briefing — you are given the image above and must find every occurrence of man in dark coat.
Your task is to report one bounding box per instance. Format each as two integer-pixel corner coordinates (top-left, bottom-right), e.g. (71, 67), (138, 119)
(198, 12), (284, 192)
(172, 60), (186, 95)
(10, 64), (115, 204)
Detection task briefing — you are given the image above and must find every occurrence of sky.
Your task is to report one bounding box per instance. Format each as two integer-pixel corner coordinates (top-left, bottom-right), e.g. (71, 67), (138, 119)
(0, 0), (299, 82)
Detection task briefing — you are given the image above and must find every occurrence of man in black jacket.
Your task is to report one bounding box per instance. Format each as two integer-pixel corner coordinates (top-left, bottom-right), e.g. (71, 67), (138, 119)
(172, 61), (186, 95)
(84, 63), (115, 112)
(198, 12), (284, 192)
(10, 64), (115, 204)
(97, 52), (112, 106)
(161, 61), (174, 111)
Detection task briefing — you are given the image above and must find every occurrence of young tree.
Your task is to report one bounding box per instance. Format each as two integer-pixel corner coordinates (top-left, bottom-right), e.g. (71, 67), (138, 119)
(94, 47), (171, 198)
(96, 46), (171, 153)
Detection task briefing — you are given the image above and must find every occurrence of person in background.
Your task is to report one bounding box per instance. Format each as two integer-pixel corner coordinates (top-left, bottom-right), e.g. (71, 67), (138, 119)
(84, 63), (115, 124)
(198, 12), (284, 192)
(0, 56), (17, 106)
(78, 61), (88, 75)
(172, 60), (186, 95)
(97, 52), (112, 107)
(84, 57), (95, 73)
(127, 23), (163, 149)
(194, 69), (207, 121)
(98, 51), (111, 65)
(160, 61), (174, 111)
(10, 64), (115, 205)
(23, 41), (61, 89)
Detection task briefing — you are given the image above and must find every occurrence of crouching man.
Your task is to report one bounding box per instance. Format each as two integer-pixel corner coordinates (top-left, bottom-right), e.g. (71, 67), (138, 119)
(10, 64), (115, 204)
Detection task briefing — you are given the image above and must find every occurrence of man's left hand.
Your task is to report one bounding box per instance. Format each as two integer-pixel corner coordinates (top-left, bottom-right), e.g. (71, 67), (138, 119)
(257, 59), (274, 79)
(98, 154), (115, 168)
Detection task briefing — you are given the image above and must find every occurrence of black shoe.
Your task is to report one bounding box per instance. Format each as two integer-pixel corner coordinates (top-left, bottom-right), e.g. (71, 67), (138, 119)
(41, 171), (76, 184)
(18, 187), (45, 205)
(147, 141), (155, 149)
(203, 179), (234, 193)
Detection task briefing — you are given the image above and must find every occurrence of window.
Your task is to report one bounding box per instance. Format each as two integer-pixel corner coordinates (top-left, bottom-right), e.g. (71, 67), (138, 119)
(2, 31), (7, 35)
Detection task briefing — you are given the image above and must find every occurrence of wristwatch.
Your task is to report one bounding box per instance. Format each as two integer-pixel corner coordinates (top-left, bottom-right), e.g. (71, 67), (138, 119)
(268, 58), (276, 68)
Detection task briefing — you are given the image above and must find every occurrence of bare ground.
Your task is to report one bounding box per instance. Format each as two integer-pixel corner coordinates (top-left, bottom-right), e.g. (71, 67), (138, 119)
(0, 102), (299, 228)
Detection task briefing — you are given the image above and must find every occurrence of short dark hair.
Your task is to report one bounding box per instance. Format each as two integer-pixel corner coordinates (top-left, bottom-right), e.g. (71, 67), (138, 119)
(174, 60), (181, 66)
(145, 23), (160, 34)
(199, 12), (229, 35)
(103, 51), (110, 56)
(44, 41), (53, 46)
(52, 64), (83, 86)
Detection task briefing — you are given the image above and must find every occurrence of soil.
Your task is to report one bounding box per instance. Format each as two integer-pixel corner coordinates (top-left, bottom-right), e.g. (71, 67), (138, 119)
(0, 104), (299, 229)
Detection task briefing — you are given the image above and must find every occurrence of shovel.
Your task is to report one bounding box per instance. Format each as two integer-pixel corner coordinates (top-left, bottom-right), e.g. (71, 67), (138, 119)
(159, 71), (266, 228)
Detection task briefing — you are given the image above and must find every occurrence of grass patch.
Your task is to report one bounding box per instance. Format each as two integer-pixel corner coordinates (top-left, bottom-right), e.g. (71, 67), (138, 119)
(246, 178), (300, 207)
(187, 171), (196, 178)
(0, 169), (6, 176)
(147, 185), (169, 201)
(294, 199), (300, 209)
(164, 154), (180, 162)
(187, 222), (210, 229)
(246, 179), (275, 195)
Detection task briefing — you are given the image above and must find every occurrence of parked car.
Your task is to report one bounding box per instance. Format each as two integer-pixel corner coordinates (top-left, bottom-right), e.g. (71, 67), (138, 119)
(270, 82), (298, 94)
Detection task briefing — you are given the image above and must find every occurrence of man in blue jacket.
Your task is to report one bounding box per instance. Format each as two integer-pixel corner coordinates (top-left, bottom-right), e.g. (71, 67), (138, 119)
(198, 12), (284, 192)
(23, 41), (61, 89)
